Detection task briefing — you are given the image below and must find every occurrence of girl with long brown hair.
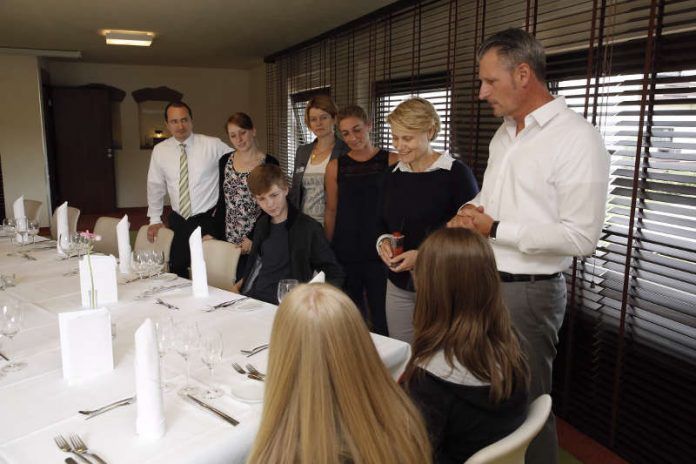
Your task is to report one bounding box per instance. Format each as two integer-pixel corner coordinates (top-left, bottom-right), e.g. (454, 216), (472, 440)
(248, 283), (431, 464)
(403, 227), (529, 463)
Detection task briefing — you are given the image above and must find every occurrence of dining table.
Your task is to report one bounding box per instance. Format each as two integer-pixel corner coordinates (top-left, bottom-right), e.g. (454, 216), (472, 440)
(0, 234), (412, 463)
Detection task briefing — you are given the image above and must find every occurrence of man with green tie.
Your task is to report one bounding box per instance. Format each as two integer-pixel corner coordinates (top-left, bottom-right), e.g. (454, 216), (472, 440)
(146, 101), (230, 277)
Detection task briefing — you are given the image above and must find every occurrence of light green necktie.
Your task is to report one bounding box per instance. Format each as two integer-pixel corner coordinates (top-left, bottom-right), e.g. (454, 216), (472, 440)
(178, 143), (192, 219)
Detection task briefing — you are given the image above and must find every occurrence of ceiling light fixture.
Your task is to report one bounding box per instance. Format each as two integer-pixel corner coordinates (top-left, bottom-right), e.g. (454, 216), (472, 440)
(104, 30), (154, 47)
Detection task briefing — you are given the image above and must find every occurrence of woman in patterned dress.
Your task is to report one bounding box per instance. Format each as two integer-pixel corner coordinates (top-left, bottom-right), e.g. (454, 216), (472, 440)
(211, 112), (278, 278)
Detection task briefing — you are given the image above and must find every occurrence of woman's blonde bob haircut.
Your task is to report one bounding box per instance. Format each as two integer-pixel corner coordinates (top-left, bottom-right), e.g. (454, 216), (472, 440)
(386, 97), (441, 141)
(247, 283), (432, 464)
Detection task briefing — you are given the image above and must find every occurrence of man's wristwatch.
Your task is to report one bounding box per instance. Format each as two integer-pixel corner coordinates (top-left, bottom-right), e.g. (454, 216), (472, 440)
(489, 221), (500, 240)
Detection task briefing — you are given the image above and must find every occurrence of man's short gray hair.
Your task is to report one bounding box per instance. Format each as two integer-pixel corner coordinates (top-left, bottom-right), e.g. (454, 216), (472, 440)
(477, 28), (546, 82)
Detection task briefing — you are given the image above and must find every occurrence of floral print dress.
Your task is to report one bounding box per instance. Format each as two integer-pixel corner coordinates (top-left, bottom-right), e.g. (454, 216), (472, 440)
(223, 154), (265, 245)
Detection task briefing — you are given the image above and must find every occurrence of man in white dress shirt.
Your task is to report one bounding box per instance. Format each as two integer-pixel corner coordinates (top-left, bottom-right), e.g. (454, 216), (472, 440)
(448, 29), (609, 464)
(147, 101), (230, 277)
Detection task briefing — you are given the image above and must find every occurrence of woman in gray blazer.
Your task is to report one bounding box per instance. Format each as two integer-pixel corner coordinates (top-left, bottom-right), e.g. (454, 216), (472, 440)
(288, 95), (349, 226)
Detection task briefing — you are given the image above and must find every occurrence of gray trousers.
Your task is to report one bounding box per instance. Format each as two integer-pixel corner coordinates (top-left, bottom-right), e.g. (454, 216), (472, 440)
(501, 274), (566, 464)
(385, 280), (416, 344)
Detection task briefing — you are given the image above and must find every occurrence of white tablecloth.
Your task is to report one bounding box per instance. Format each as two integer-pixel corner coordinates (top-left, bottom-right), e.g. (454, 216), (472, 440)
(0, 237), (411, 463)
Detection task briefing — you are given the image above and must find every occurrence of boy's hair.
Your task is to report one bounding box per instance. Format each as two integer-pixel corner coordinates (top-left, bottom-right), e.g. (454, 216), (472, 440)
(248, 164), (289, 196)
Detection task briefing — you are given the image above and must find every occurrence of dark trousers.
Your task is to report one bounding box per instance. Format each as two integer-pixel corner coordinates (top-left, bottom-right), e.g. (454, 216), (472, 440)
(501, 275), (567, 464)
(342, 260), (388, 336)
(168, 209), (216, 278)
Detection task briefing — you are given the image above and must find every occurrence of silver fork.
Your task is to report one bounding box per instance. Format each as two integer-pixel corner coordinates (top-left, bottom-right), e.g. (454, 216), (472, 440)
(232, 362), (264, 381)
(53, 435), (92, 464)
(246, 363), (266, 379)
(70, 434), (108, 464)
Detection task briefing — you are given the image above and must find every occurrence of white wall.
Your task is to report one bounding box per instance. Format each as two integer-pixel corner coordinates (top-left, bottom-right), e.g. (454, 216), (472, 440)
(47, 61), (266, 208)
(0, 54), (50, 225)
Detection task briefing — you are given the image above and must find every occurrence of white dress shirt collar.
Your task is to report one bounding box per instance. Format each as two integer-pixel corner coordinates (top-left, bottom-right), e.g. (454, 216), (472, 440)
(503, 96), (567, 138)
(394, 150), (455, 173)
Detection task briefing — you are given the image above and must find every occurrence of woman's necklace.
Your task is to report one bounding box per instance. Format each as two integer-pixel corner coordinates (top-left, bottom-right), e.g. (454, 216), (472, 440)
(311, 142), (335, 162)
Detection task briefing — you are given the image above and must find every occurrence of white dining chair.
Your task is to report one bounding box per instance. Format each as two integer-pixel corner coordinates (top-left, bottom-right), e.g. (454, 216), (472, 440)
(22, 199), (43, 223)
(202, 239), (241, 290)
(464, 394), (552, 464)
(92, 217), (120, 256)
(50, 206), (80, 240)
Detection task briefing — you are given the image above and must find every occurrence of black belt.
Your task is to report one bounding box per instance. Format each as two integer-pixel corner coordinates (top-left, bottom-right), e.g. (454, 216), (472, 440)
(499, 272), (561, 283)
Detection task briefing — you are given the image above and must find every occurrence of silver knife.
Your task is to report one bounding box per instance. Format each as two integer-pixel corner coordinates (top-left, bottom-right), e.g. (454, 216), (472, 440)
(185, 394), (239, 426)
(81, 396), (136, 419)
(0, 351), (8, 361)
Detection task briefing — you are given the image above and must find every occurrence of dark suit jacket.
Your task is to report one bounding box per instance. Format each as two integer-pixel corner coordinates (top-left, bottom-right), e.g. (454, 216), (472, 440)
(211, 152), (279, 240)
(288, 138), (349, 209)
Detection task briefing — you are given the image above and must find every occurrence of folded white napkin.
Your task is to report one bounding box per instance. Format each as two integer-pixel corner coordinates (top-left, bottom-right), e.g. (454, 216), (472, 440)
(79, 254), (118, 308)
(189, 226), (208, 297)
(58, 308), (114, 384)
(13, 196), (28, 243)
(116, 215), (131, 274)
(310, 271), (325, 283)
(13, 195), (25, 219)
(56, 202), (70, 256)
(135, 318), (165, 439)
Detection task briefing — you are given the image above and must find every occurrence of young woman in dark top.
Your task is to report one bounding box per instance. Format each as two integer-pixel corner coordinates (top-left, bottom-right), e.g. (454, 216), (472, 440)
(210, 112), (278, 278)
(324, 105), (398, 335)
(376, 97), (479, 343)
(403, 227), (529, 463)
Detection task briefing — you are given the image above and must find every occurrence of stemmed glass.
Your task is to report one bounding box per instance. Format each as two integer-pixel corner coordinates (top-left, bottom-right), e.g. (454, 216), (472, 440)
(14, 218), (28, 246)
(155, 317), (175, 392)
(27, 220), (39, 245)
(2, 218), (16, 240)
(277, 279), (299, 304)
(200, 332), (224, 399)
(58, 233), (77, 258)
(175, 322), (200, 396)
(131, 250), (151, 280)
(0, 298), (26, 372)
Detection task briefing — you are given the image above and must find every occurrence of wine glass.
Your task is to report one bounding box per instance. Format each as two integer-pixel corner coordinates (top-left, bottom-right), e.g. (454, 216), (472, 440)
(58, 233), (77, 258)
(155, 317), (175, 392)
(2, 218), (16, 239)
(14, 218), (28, 246)
(277, 279), (299, 304)
(27, 220), (39, 245)
(200, 332), (224, 399)
(131, 250), (151, 280)
(175, 322), (200, 396)
(0, 298), (26, 372)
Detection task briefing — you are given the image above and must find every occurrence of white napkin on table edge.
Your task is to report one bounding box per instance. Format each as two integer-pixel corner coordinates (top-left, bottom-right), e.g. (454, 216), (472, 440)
(56, 201), (69, 256)
(135, 318), (166, 439)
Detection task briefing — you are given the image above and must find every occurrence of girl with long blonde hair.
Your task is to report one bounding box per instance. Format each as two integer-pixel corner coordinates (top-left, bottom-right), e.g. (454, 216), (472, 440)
(402, 227), (529, 463)
(248, 283), (431, 464)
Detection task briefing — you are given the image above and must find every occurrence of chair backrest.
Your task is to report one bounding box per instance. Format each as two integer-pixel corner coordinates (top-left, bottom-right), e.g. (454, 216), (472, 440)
(92, 217), (121, 256)
(134, 225), (175, 267)
(50, 206), (81, 240)
(22, 199), (43, 222)
(202, 239), (241, 290)
(464, 394), (552, 464)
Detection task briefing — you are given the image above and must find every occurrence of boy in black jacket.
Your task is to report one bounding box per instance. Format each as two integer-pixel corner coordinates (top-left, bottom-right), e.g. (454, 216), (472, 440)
(234, 164), (344, 304)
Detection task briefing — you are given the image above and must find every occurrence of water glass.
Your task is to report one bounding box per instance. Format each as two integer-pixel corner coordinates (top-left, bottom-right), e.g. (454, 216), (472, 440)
(277, 279), (299, 304)
(200, 332), (224, 399)
(0, 298), (26, 372)
(175, 322), (201, 396)
(27, 220), (39, 244)
(155, 317), (175, 391)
